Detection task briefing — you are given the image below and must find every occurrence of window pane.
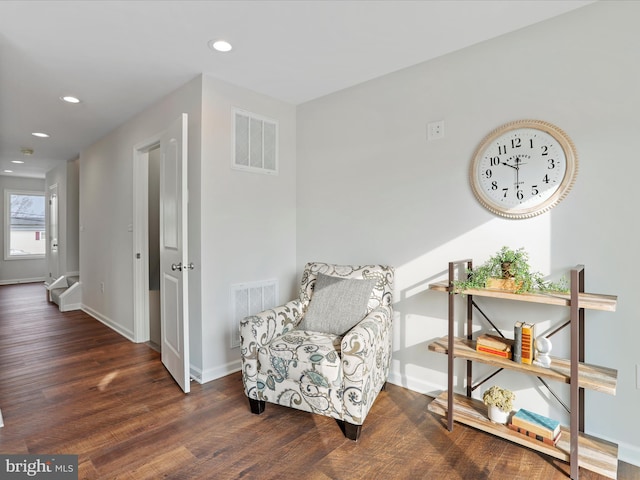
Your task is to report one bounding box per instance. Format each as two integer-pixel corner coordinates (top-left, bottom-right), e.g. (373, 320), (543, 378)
(9, 193), (45, 256)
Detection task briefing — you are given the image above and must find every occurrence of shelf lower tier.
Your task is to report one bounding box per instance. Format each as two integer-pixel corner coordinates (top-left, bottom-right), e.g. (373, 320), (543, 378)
(428, 392), (618, 479)
(428, 336), (617, 395)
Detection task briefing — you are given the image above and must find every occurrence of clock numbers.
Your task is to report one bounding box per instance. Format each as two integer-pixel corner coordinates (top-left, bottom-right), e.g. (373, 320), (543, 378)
(479, 133), (564, 206)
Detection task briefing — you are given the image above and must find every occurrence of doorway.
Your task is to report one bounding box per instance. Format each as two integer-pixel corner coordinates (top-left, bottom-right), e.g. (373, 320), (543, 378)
(132, 114), (190, 393)
(132, 141), (159, 347)
(147, 146), (161, 351)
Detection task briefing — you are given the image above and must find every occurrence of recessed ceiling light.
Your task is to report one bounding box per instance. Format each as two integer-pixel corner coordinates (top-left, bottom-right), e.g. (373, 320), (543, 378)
(12, 160), (25, 164)
(209, 39), (232, 52)
(61, 95), (81, 104)
(3, 170), (13, 173)
(32, 132), (50, 138)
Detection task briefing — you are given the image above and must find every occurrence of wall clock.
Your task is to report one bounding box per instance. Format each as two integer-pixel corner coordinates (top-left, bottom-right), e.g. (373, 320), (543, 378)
(470, 119), (578, 219)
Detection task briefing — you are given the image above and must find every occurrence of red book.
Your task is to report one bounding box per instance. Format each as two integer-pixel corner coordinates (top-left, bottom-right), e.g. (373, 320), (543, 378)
(476, 344), (512, 360)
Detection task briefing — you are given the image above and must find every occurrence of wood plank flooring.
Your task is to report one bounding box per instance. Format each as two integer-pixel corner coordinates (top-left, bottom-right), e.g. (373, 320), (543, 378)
(1, 283), (638, 479)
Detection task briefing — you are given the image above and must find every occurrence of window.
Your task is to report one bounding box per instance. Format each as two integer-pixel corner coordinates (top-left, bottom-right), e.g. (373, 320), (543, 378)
(4, 190), (46, 259)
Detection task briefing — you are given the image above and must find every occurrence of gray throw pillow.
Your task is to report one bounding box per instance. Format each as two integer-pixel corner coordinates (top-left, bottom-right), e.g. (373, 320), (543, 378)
(299, 273), (376, 336)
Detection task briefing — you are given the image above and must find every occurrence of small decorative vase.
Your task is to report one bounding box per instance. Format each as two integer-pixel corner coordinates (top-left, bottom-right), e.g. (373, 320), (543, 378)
(487, 405), (510, 424)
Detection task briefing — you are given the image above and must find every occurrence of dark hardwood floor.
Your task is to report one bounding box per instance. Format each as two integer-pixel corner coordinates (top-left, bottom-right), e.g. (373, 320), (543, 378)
(0, 283), (637, 479)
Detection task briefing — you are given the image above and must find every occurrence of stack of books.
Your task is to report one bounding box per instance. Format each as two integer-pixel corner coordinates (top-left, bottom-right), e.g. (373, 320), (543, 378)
(508, 408), (561, 446)
(475, 334), (513, 360)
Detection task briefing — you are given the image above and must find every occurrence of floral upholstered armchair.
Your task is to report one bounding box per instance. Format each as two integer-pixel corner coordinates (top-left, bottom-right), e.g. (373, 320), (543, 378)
(239, 262), (394, 441)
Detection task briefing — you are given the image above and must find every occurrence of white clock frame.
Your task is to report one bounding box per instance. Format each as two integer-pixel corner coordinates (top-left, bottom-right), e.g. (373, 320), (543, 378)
(470, 119), (578, 219)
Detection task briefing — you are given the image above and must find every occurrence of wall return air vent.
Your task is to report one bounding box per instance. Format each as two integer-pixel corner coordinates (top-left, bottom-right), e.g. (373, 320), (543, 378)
(230, 279), (278, 348)
(233, 108), (278, 175)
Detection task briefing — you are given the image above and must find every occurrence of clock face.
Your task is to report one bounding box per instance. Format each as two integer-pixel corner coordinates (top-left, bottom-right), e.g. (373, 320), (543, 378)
(470, 120), (578, 219)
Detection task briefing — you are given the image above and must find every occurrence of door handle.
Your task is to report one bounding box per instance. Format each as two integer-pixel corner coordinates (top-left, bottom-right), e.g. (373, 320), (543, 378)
(171, 262), (183, 271)
(183, 262), (195, 271)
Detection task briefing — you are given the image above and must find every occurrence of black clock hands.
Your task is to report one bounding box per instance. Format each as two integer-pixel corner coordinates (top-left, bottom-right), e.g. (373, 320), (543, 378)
(501, 156), (528, 170)
(502, 157), (527, 196)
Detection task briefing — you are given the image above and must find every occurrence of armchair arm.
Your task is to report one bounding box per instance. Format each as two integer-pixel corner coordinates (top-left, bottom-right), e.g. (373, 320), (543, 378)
(239, 299), (304, 399)
(341, 304), (393, 424)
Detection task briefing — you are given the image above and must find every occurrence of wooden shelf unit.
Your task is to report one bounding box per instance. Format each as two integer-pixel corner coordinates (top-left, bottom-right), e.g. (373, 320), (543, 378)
(427, 261), (618, 479)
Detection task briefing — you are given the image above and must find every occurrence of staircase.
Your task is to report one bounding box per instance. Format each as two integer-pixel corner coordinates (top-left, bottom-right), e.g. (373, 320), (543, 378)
(47, 275), (82, 312)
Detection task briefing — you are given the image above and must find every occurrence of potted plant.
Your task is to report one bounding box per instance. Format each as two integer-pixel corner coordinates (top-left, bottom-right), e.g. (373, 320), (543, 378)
(483, 385), (515, 424)
(453, 246), (568, 294)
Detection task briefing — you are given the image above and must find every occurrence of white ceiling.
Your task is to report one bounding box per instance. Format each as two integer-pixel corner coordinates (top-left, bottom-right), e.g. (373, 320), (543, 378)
(0, 0), (594, 179)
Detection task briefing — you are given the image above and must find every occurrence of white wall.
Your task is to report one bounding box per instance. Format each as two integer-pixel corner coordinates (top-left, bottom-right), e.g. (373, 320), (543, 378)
(0, 175), (46, 284)
(198, 75), (297, 381)
(296, 1), (640, 465)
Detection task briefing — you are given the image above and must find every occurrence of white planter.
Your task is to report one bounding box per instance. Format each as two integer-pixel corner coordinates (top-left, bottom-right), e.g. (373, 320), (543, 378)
(487, 405), (510, 424)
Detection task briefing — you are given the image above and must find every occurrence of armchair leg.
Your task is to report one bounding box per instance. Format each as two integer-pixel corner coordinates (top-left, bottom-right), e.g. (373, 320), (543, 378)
(248, 398), (265, 415)
(342, 421), (362, 441)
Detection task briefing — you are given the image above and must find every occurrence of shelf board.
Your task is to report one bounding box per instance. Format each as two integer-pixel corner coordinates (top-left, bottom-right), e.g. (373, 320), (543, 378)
(428, 392), (618, 479)
(428, 336), (617, 395)
(428, 281), (617, 312)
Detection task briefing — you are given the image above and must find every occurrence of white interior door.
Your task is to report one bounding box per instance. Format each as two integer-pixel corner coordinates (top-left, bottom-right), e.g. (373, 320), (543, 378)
(160, 113), (190, 393)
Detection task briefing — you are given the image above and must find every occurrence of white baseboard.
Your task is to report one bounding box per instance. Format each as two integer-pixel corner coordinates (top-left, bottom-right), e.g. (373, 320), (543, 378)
(195, 360), (242, 384)
(603, 436), (640, 468)
(81, 305), (135, 342)
(387, 369), (441, 398)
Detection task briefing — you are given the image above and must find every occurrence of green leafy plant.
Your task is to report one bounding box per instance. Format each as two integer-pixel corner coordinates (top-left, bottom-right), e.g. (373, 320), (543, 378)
(483, 385), (515, 413)
(453, 246), (568, 294)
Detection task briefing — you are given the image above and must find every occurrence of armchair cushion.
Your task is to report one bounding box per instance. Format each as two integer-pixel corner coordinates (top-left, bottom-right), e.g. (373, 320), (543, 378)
(298, 273), (376, 336)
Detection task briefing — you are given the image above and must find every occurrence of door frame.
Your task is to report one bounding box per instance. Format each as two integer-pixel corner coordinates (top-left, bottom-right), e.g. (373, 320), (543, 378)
(132, 135), (161, 344)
